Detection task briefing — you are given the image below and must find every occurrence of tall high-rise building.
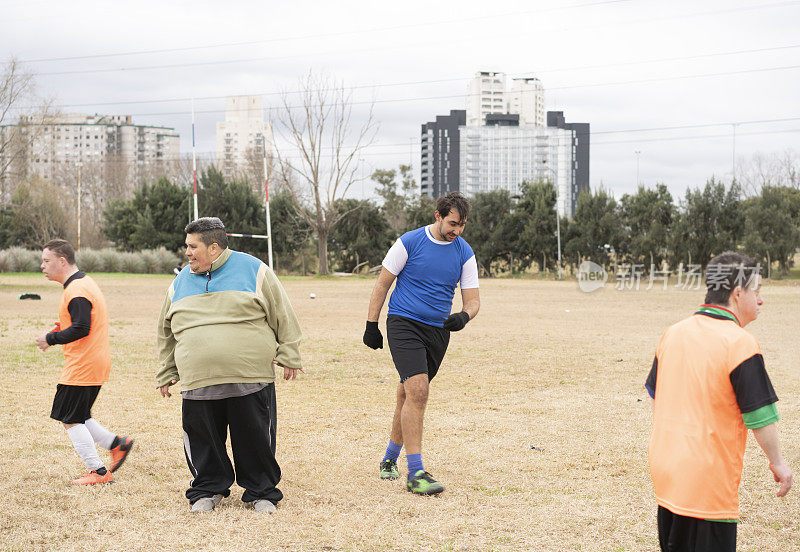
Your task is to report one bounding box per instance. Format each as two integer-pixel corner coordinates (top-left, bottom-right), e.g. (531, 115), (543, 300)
(420, 110), (466, 198)
(547, 111), (590, 214)
(0, 113), (180, 186)
(466, 72), (545, 127)
(507, 77), (545, 127)
(466, 71), (506, 127)
(460, 115), (576, 217)
(215, 95), (272, 179)
(421, 72), (589, 216)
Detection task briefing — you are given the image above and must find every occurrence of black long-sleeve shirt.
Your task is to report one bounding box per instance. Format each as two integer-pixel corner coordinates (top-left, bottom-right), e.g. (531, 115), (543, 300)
(45, 272), (92, 346)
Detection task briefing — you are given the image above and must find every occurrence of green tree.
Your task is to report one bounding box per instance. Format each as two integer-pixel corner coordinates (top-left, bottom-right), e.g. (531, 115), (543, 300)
(743, 185), (800, 275)
(670, 178), (742, 269)
(464, 189), (514, 276)
(403, 194), (436, 234)
(197, 166), (267, 259)
(619, 183), (674, 268)
(328, 198), (393, 272)
(513, 180), (559, 272)
(563, 188), (624, 269)
(103, 178), (189, 251)
(373, 164), (416, 235)
(268, 189), (314, 272)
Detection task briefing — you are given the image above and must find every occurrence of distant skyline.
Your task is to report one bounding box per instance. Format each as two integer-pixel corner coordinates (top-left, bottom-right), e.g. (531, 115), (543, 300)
(2, 0), (799, 201)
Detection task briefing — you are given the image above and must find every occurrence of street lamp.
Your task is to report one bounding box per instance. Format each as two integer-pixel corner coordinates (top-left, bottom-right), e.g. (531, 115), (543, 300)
(76, 161), (83, 250)
(540, 160), (562, 280)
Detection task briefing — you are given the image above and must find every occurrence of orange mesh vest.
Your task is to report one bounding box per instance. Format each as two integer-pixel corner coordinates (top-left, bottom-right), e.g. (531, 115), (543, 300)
(58, 275), (111, 385)
(648, 314), (760, 519)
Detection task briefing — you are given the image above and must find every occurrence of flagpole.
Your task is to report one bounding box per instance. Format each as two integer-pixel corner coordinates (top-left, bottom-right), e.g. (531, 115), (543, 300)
(263, 143), (273, 270)
(192, 98), (198, 220)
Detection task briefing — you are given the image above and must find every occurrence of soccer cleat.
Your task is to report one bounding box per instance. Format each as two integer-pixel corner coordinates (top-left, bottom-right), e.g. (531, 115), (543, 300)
(109, 436), (134, 472)
(406, 470), (444, 495)
(380, 459), (400, 480)
(190, 494), (223, 513)
(72, 470), (114, 485)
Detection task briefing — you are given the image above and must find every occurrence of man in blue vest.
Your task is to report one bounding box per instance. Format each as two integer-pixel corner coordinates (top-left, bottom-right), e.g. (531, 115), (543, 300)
(363, 191), (480, 495)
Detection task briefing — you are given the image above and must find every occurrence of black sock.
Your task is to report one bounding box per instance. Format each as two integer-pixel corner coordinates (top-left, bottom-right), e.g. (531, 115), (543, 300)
(95, 466), (107, 475)
(110, 436), (120, 449)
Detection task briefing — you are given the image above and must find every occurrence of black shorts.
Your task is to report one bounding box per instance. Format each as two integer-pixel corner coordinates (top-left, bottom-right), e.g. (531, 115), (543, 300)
(50, 384), (101, 424)
(387, 315), (450, 383)
(657, 505), (737, 552)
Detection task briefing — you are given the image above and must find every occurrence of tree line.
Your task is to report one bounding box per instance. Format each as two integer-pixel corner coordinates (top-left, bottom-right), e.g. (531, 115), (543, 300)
(7, 164), (800, 278)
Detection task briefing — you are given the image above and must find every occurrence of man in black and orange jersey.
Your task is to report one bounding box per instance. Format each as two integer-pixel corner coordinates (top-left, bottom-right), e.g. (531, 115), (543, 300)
(35, 239), (134, 485)
(646, 251), (792, 552)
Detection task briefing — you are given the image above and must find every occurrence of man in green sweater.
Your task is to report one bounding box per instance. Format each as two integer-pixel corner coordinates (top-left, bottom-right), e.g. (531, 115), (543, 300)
(156, 217), (303, 514)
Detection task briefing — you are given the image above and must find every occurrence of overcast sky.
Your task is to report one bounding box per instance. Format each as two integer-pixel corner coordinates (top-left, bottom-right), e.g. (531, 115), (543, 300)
(2, 0), (799, 202)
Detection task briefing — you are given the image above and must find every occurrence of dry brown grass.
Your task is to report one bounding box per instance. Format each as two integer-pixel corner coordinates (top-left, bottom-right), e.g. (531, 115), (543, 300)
(0, 273), (798, 552)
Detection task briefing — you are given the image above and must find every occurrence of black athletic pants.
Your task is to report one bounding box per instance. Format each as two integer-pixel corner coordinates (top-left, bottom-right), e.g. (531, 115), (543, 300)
(182, 385), (283, 505)
(657, 506), (737, 552)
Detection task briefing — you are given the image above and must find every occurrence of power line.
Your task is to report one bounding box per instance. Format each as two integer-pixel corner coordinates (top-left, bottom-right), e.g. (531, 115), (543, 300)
(16, 42), (800, 111)
(39, 64), (798, 118)
(15, 1), (633, 63)
(18, 0), (800, 68)
(591, 126), (800, 145)
(22, 124), (800, 165)
(23, 2), (800, 77)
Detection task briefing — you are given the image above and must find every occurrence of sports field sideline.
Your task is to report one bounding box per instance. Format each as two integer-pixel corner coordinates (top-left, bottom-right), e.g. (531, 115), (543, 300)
(1, 274), (798, 552)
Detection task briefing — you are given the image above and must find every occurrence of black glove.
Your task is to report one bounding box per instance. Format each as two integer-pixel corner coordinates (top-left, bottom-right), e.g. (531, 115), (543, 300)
(363, 321), (383, 349)
(443, 311), (470, 331)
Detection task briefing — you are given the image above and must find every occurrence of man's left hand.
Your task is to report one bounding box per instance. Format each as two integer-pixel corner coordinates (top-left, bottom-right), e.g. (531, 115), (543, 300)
(443, 311), (470, 331)
(35, 333), (50, 351)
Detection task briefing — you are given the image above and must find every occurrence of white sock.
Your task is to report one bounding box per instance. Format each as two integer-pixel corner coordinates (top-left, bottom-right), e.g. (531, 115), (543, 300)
(84, 418), (116, 450)
(66, 424), (104, 472)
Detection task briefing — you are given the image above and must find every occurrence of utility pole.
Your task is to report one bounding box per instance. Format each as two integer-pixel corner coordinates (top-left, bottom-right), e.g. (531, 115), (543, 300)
(76, 161), (82, 250)
(635, 150), (641, 187)
(556, 210), (562, 281)
(541, 160), (562, 280)
(731, 123), (737, 181)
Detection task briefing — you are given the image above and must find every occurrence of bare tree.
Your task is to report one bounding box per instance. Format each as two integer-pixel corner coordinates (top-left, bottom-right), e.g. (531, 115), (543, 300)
(0, 57), (52, 202)
(274, 72), (377, 275)
(738, 149), (800, 197)
(8, 176), (70, 246)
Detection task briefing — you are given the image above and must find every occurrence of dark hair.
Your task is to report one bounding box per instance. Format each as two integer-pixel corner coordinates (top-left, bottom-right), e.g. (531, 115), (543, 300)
(435, 191), (470, 222)
(704, 251), (760, 305)
(184, 217), (228, 249)
(43, 238), (76, 265)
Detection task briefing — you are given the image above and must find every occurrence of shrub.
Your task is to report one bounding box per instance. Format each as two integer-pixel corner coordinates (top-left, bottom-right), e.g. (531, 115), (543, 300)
(76, 249), (102, 273)
(155, 247), (182, 273)
(97, 249), (122, 273)
(140, 249), (162, 274)
(119, 252), (145, 274)
(1, 247), (183, 274)
(6, 247), (40, 272)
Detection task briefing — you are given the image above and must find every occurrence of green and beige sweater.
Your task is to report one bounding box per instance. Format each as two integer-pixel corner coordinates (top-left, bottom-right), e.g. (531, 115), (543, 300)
(156, 248), (302, 390)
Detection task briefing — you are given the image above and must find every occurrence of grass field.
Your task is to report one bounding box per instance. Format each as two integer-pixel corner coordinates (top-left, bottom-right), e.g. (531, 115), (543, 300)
(1, 273), (798, 552)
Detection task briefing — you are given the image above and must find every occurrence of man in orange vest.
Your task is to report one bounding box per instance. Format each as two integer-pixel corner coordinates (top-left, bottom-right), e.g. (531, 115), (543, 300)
(35, 239), (133, 485)
(646, 251), (792, 551)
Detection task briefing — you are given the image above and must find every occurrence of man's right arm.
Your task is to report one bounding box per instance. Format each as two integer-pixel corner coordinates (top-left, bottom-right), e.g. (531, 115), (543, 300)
(752, 422), (792, 497)
(367, 267), (397, 322)
(156, 288), (179, 390)
(363, 268), (396, 350)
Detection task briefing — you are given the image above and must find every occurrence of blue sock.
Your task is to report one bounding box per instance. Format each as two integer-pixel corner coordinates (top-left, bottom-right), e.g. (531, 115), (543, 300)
(383, 440), (402, 462)
(407, 453), (424, 475)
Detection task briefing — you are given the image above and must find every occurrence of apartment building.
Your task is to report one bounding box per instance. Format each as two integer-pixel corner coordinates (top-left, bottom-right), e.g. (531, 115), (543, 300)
(215, 95), (272, 179)
(0, 113), (180, 184)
